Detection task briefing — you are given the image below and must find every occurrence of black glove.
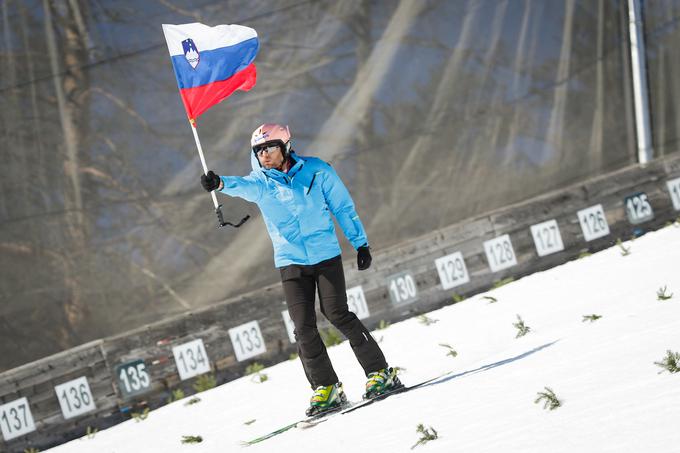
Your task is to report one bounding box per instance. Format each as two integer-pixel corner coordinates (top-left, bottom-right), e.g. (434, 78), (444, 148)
(357, 244), (372, 271)
(201, 170), (221, 192)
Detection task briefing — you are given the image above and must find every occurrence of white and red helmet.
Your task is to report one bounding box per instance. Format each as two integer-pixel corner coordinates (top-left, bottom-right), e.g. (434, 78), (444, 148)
(251, 123), (292, 156)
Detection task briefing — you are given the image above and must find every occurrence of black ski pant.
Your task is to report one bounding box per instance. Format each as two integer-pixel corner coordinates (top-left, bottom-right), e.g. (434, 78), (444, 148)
(280, 255), (387, 388)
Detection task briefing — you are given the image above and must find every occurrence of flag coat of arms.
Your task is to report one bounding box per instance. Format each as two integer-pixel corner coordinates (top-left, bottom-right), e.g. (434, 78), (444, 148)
(162, 23), (259, 120)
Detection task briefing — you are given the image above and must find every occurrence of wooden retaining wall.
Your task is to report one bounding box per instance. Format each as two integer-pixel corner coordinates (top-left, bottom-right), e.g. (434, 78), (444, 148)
(1, 154), (680, 452)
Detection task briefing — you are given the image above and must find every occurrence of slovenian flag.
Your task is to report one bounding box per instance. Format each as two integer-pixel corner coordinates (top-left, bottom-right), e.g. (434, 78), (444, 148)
(162, 23), (259, 121)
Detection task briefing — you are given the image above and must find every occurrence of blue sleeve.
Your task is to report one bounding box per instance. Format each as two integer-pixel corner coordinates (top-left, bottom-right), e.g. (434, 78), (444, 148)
(320, 163), (368, 249)
(218, 172), (264, 203)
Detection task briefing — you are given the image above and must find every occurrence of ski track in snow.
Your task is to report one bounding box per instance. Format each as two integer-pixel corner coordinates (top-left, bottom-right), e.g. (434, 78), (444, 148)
(46, 226), (680, 453)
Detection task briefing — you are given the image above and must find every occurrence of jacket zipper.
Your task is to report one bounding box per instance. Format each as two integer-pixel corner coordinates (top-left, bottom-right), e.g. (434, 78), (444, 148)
(306, 173), (316, 195)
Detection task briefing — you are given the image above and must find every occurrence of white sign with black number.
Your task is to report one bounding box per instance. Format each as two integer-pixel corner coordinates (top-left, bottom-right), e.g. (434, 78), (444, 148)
(346, 285), (370, 320)
(484, 234), (518, 272)
(530, 219), (565, 257)
(0, 397), (36, 441)
(172, 339), (211, 380)
(624, 192), (654, 225)
(281, 309), (296, 344)
(54, 376), (96, 419)
(577, 204), (610, 241)
(387, 272), (418, 305)
(229, 321), (266, 362)
(668, 177), (680, 211)
(435, 252), (470, 290)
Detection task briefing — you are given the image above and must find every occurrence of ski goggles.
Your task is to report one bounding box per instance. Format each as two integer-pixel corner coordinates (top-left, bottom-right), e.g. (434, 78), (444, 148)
(253, 143), (281, 156)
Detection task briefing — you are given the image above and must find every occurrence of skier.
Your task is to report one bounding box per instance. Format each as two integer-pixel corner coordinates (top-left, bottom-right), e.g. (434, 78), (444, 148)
(200, 123), (401, 416)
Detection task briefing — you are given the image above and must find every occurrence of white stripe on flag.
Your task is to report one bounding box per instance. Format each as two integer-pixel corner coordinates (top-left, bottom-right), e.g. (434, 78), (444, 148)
(161, 23), (257, 56)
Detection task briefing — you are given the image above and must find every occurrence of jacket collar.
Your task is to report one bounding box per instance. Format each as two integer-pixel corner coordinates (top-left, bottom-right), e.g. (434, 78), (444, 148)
(255, 151), (304, 180)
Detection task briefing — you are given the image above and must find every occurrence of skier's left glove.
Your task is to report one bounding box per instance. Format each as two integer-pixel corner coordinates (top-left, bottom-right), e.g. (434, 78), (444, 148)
(201, 170), (222, 192)
(357, 244), (372, 271)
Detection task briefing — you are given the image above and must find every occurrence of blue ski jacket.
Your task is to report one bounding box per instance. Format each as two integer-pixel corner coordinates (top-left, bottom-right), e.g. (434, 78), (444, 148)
(219, 151), (368, 268)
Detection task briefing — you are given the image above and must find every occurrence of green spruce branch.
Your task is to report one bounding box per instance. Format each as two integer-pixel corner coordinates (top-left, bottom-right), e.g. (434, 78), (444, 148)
(244, 419), (257, 425)
(657, 286), (674, 301)
(452, 293), (466, 303)
(417, 314), (439, 326)
(377, 319), (391, 330)
(582, 314), (602, 323)
(167, 388), (185, 403)
(181, 435), (203, 444)
(616, 238), (631, 256)
(482, 295), (498, 303)
(513, 315), (531, 338)
(86, 426), (98, 439)
(535, 387), (561, 410)
(493, 277), (514, 289)
(131, 408), (150, 422)
(654, 350), (680, 374)
(193, 373), (217, 392)
(438, 343), (458, 358)
(320, 327), (344, 346)
(246, 362), (268, 383)
(410, 424), (438, 450)
(184, 397), (201, 406)
(24, 448), (40, 453)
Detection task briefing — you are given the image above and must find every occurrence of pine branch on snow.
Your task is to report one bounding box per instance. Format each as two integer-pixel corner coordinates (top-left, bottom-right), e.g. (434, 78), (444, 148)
(657, 286), (673, 301)
(181, 435), (203, 444)
(582, 314), (602, 323)
(411, 424), (438, 449)
(417, 314), (439, 326)
(513, 315), (531, 338)
(193, 373), (217, 392)
(616, 238), (631, 256)
(654, 350), (680, 374)
(438, 343), (458, 358)
(535, 387), (561, 410)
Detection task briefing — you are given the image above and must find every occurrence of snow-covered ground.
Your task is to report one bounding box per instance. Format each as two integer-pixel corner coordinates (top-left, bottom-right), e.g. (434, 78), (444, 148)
(48, 225), (680, 453)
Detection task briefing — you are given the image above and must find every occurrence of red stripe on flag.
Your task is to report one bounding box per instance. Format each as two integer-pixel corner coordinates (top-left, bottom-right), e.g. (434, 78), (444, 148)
(179, 63), (257, 120)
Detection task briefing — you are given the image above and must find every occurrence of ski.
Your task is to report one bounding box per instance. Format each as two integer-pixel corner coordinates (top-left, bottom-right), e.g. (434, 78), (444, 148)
(243, 370), (452, 445)
(242, 401), (355, 445)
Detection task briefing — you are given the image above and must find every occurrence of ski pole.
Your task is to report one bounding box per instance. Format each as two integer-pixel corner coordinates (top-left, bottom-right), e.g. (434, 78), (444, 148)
(189, 118), (249, 228)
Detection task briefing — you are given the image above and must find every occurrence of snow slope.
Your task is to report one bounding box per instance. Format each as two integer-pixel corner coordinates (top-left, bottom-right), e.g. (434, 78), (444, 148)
(48, 225), (680, 453)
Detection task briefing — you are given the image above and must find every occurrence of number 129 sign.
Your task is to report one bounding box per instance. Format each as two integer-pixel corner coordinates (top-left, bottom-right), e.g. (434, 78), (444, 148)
(435, 252), (470, 290)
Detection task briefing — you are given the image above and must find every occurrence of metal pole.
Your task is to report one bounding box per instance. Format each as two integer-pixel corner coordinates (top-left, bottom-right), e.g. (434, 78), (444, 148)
(189, 118), (220, 209)
(627, 0), (653, 164)
(188, 119), (250, 229)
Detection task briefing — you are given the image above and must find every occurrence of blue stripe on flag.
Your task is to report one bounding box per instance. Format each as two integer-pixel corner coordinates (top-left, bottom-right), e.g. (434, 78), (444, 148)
(170, 37), (259, 89)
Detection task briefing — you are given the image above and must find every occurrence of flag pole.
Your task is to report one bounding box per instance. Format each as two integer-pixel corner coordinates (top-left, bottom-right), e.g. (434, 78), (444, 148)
(189, 118), (249, 228)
